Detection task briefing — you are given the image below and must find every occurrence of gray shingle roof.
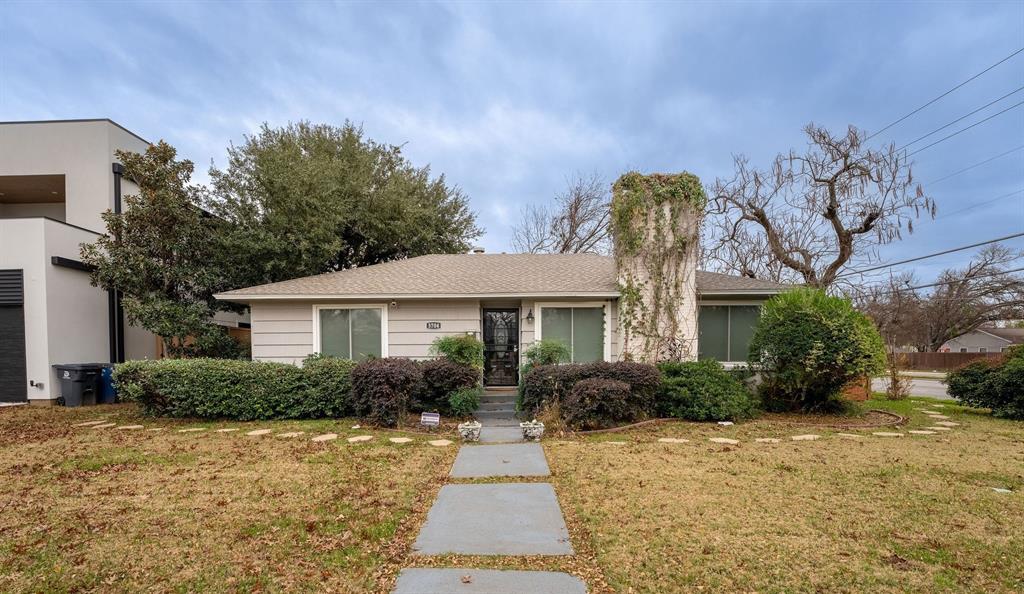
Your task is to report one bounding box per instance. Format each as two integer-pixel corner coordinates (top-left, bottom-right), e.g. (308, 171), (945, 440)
(216, 253), (790, 300)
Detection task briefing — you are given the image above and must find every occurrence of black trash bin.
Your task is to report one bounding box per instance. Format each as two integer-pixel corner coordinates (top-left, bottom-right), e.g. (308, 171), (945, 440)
(53, 363), (105, 407)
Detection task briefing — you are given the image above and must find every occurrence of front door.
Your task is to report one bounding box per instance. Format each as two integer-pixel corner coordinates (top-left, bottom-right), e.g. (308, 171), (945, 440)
(483, 308), (519, 386)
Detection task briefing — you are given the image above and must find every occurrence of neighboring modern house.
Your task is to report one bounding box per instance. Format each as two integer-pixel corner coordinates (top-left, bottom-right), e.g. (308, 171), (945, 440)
(215, 253), (786, 387)
(940, 326), (1024, 353)
(0, 119), (246, 405)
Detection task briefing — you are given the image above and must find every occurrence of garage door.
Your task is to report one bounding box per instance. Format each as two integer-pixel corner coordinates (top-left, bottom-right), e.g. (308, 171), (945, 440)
(0, 270), (27, 403)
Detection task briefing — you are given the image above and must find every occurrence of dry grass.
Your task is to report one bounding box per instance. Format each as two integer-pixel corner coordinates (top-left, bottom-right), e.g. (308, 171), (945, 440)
(0, 404), (456, 593)
(546, 398), (1024, 593)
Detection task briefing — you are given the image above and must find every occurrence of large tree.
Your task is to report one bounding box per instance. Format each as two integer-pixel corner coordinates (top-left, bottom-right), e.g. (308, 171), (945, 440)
(80, 142), (241, 358)
(511, 172), (611, 254)
(859, 246), (1024, 351)
(206, 121), (481, 287)
(706, 124), (935, 288)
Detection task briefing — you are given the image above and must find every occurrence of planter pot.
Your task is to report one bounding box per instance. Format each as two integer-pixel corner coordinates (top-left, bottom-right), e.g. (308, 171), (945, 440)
(458, 421), (482, 442)
(520, 420), (545, 442)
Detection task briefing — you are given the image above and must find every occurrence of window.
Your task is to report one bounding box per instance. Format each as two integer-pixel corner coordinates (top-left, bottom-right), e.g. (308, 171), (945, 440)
(698, 305), (760, 362)
(959, 348), (968, 353)
(538, 305), (606, 362)
(979, 347), (988, 353)
(316, 306), (385, 360)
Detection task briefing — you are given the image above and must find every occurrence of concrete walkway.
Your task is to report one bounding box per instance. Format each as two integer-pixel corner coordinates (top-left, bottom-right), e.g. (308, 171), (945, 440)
(393, 389), (585, 592)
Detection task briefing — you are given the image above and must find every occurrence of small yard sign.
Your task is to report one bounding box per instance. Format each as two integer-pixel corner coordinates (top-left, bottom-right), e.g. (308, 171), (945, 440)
(426, 321), (441, 329)
(420, 412), (441, 427)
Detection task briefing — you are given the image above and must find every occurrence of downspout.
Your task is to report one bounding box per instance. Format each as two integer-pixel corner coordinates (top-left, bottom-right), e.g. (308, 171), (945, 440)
(109, 162), (126, 364)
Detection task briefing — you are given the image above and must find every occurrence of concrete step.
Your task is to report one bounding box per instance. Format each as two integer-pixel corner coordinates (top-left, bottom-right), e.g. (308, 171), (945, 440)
(475, 410), (519, 421)
(478, 401), (516, 412)
(481, 393), (517, 403)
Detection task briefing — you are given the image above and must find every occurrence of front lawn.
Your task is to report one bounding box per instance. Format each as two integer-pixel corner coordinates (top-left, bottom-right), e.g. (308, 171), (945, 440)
(546, 397), (1024, 593)
(0, 404), (455, 592)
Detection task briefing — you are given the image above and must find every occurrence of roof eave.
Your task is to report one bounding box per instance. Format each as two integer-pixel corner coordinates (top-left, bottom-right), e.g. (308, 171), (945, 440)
(214, 291), (623, 302)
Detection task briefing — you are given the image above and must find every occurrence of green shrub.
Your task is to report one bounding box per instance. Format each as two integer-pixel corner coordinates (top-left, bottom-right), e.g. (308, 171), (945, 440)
(657, 360), (758, 422)
(518, 361), (660, 421)
(749, 288), (885, 412)
(419, 357), (480, 413)
(562, 378), (635, 429)
(524, 339), (571, 366)
(350, 357), (423, 427)
(448, 386), (482, 417)
(113, 358), (313, 420)
(300, 354), (357, 418)
(947, 346), (1024, 419)
(429, 335), (484, 369)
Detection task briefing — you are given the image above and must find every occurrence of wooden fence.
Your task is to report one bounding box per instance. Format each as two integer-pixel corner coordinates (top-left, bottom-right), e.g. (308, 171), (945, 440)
(900, 351), (1004, 371)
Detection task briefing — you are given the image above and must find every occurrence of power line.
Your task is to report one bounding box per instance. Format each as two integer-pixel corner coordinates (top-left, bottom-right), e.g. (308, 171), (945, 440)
(891, 266), (1024, 293)
(906, 99), (1024, 157)
(898, 85), (1024, 151)
(867, 47), (1024, 141)
(921, 144), (1024, 186)
(839, 232), (1024, 277)
(934, 188), (1024, 220)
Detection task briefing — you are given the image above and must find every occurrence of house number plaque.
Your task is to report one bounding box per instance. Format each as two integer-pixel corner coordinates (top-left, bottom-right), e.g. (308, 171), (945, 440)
(426, 322), (441, 329)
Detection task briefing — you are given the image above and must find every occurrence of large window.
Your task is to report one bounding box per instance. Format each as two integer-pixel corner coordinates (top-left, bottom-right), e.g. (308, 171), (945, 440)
(538, 305), (606, 362)
(316, 306), (385, 360)
(698, 305), (760, 362)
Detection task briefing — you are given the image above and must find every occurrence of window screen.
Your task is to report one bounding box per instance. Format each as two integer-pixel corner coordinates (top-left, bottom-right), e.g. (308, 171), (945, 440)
(319, 308), (382, 360)
(541, 306), (604, 362)
(698, 305), (761, 362)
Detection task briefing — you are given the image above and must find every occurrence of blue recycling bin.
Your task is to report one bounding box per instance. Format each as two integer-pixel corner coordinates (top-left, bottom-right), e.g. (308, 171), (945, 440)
(99, 365), (117, 404)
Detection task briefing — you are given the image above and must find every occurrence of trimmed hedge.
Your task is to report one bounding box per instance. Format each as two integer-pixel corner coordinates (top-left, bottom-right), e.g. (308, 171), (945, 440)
(519, 361), (661, 422)
(114, 358), (317, 420)
(657, 360), (758, 422)
(946, 346), (1024, 419)
(301, 354), (357, 418)
(563, 378), (634, 429)
(420, 357), (480, 414)
(350, 357), (423, 427)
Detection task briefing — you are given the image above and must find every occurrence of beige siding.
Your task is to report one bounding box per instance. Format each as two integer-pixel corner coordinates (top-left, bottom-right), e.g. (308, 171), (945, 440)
(250, 303), (316, 365)
(388, 299), (480, 360)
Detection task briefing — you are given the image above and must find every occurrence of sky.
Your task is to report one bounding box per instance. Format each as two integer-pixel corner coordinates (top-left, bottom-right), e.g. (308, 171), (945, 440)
(1, 1), (1022, 285)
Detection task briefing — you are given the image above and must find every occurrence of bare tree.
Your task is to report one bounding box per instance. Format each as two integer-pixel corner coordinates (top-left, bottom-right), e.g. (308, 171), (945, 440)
(706, 124), (935, 288)
(511, 173), (611, 254)
(858, 246), (1024, 351)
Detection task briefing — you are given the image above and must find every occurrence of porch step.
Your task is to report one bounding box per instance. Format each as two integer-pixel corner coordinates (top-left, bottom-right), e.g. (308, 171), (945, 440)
(475, 410), (520, 422)
(478, 400), (516, 412)
(481, 392), (517, 403)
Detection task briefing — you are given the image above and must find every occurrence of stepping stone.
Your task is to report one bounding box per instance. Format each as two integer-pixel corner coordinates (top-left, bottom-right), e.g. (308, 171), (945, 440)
(908, 430), (937, 435)
(178, 428), (207, 433)
(92, 423), (117, 429)
(934, 421), (959, 427)
(872, 432), (904, 437)
(412, 483), (573, 555)
(925, 414), (950, 419)
(146, 427), (165, 432)
(215, 428), (239, 433)
(246, 429), (272, 436)
(603, 441), (627, 445)
(921, 410), (944, 415)
(926, 426), (953, 431)
(836, 433), (862, 438)
(389, 437), (414, 444)
(116, 425), (144, 430)
(347, 435), (373, 443)
(311, 433), (338, 442)
(479, 426), (524, 443)
(73, 420), (106, 427)
(755, 438), (781, 443)
(392, 568), (586, 594)
(709, 438), (739, 445)
(277, 431), (305, 438)
(790, 434), (820, 441)
(657, 437), (690, 444)
(428, 439), (453, 447)
(450, 443), (550, 478)
(991, 487), (1012, 494)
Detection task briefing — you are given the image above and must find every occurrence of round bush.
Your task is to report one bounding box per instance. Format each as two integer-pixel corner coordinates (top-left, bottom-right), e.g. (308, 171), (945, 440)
(429, 335), (484, 369)
(748, 288), (885, 411)
(448, 387), (482, 417)
(947, 346), (1024, 419)
(518, 361), (661, 418)
(657, 360), (758, 421)
(350, 357), (423, 427)
(563, 378), (635, 429)
(419, 357), (480, 413)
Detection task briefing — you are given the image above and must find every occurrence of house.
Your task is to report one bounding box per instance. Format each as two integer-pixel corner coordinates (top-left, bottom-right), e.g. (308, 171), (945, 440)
(0, 119), (246, 405)
(215, 253), (786, 387)
(940, 326), (1024, 353)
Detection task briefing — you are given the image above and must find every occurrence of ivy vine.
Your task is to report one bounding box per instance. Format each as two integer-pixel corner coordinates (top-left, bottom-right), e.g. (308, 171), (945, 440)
(611, 172), (707, 362)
